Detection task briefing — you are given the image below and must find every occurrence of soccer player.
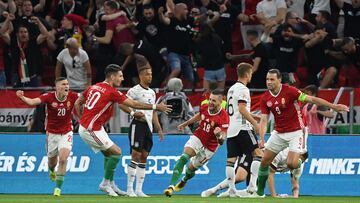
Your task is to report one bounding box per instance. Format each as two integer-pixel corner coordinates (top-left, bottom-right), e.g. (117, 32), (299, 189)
(255, 69), (349, 197)
(16, 77), (78, 196)
(74, 64), (171, 197)
(268, 147), (308, 198)
(225, 63), (262, 197)
(163, 90), (229, 197)
(124, 55), (164, 197)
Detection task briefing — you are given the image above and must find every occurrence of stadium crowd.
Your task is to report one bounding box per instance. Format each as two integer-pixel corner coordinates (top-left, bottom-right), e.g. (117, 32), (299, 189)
(0, 0), (359, 90)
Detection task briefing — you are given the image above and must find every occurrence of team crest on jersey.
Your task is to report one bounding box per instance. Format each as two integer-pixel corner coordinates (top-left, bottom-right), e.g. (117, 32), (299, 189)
(211, 121), (215, 127)
(201, 114), (205, 120)
(67, 101), (71, 109)
(266, 101), (272, 107)
(51, 102), (58, 108)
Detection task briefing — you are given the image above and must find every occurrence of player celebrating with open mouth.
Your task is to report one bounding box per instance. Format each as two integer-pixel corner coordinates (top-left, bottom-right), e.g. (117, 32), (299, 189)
(164, 90), (229, 197)
(16, 77), (78, 196)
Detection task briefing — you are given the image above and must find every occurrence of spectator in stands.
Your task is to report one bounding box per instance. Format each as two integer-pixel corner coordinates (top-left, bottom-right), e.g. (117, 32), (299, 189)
(334, 0), (360, 39)
(0, 13), (13, 87)
(194, 23), (225, 91)
(286, 0), (305, 18)
(226, 29), (270, 88)
(238, 0), (263, 50)
(93, 0), (135, 57)
(341, 37), (360, 69)
(270, 24), (307, 84)
(53, 0), (85, 24)
(158, 2), (195, 88)
(302, 85), (333, 134)
(47, 13), (88, 53)
(305, 26), (339, 88)
(55, 38), (92, 90)
(156, 78), (194, 134)
(211, 1), (232, 56)
(136, 4), (167, 53)
(119, 0), (142, 21)
(118, 40), (168, 87)
(14, 0), (50, 39)
(256, 0), (287, 37)
(10, 18), (48, 87)
(315, 10), (337, 39)
(309, 0), (331, 25)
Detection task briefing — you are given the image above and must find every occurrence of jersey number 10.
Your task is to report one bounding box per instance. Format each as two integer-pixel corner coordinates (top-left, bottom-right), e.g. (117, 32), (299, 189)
(85, 91), (101, 110)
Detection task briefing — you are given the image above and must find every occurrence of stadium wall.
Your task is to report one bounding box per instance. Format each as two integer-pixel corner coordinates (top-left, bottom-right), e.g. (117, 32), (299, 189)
(0, 134), (359, 196)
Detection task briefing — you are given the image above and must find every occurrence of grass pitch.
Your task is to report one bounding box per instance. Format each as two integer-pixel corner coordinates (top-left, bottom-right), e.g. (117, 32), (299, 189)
(0, 195), (359, 203)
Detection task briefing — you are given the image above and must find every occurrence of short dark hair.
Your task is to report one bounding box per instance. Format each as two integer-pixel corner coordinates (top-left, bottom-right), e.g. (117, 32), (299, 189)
(318, 10), (331, 21)
(16, 24), (29, 33)
(211, 89), (223, 96)
(104, 0), (118, 10)
(104, 64), (122, 78)
(55, 77), (67, 84)
(236, 63), (253, 78)
(246, 29), (258, 37)
(268, 69), (282, 79)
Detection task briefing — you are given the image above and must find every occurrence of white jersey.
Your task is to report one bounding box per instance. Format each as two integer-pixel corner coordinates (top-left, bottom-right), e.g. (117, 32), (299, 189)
(271, 147), (304, 178)
(127, 84), (156, 132)
(226, 82), (253, 138)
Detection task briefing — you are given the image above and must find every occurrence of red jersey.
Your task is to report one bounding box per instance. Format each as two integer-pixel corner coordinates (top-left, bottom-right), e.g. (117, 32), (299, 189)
(194, 104), (229, 152)
(79, 82), (128, 131)
(39, 91), (78, 134)
(260, 84), (305, 133)
(106, 16), (135, 52)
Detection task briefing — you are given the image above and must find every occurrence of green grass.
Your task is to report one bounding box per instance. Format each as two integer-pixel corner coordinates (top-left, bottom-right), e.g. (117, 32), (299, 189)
(0, 195), (359, 203)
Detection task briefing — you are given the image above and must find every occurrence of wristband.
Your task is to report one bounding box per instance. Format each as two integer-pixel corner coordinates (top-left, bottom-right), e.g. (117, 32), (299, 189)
(152, 104), (156, 110)
(130, 111), (135, 116)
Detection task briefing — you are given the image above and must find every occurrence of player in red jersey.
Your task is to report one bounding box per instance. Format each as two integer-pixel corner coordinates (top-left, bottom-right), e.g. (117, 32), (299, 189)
(163, 89), (230, 197)
(74, 64), (171, 197)
(254, 69), (349, 197)
(16, 77), (78, 196)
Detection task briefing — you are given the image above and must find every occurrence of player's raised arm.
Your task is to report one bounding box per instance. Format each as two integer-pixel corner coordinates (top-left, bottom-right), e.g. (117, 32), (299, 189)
(16, 90), (41, 106)
(74, 94), (85, 118)
(178, 113), (201, 132)
(259, 114), (269, 148)
(300, 93), (349, 113)
(123, 98), (172, 114)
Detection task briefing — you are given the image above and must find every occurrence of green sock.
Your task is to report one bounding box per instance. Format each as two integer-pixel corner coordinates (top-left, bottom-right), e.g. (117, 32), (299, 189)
(49, 168), (55, 173)
(103, 157), (114, 181)
(55, 174), (64, 189)
(183, 167), (196, 182)
(257, 166), (269, 196)
(296, 159), (303, 169)
(104, 155), (121, 180)
(170, 153), (190, 185)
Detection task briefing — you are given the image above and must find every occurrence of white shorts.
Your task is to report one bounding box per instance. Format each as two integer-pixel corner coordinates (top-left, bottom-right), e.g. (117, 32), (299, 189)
(184, 136), (215, 168)
(266, 129), (307, 154)
(79, 125), (114, 153)
(46, 131), (73, 158)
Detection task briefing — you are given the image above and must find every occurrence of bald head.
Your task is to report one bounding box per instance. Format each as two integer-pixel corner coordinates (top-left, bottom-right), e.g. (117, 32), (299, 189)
(174, 3), (188, 20)
(66, 37), (80, 49)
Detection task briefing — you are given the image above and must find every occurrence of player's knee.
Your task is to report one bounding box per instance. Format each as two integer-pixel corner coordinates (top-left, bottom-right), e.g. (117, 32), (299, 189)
(253, 148), (264, 157)
(58, 157), (67, 166)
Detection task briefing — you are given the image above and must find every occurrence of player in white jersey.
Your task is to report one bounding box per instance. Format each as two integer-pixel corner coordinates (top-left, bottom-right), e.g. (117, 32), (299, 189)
(268, 147), (308, 198)
(225, 63), (263, 197)
(124, 55), (164, 197)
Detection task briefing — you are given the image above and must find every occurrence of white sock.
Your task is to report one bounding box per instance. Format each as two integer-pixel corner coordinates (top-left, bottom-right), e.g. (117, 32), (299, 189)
(213, 178), (229, 191)
(135, 162), (146, 192)
(127, 161), (137, 192)
(226, 164), (236, 191)
(248, 157), (261, 192)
